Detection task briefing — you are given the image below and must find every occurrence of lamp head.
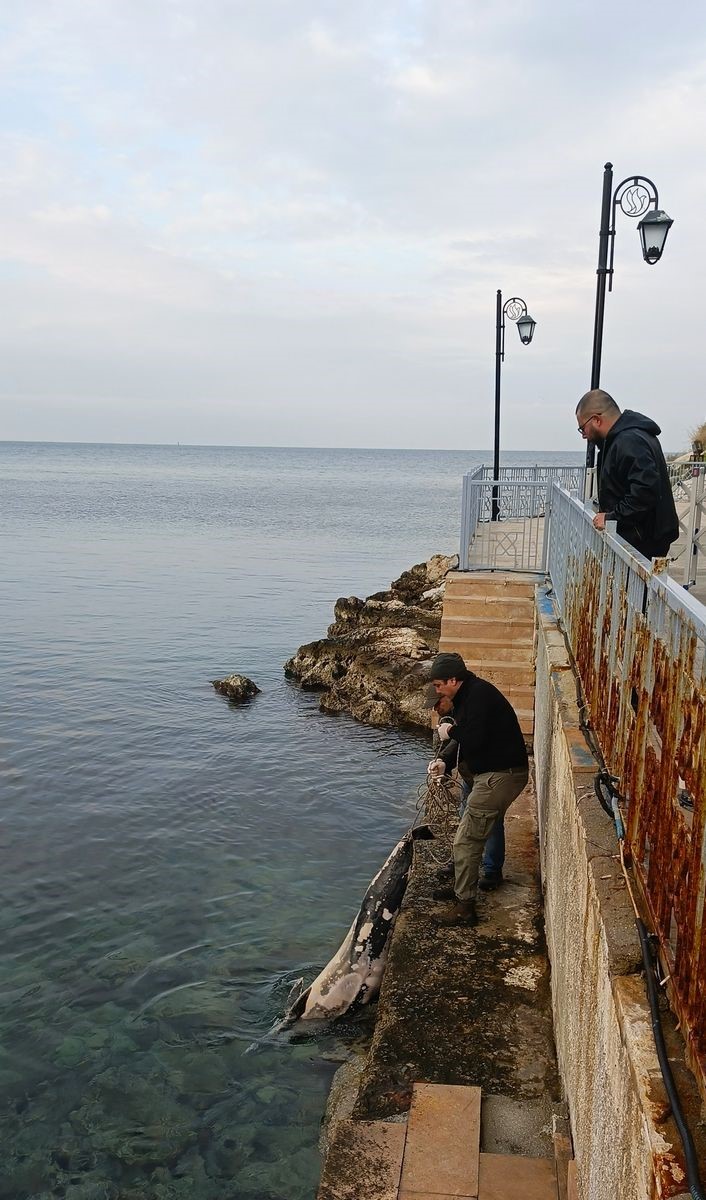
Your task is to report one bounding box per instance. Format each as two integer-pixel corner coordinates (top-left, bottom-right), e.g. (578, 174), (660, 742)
(516, 313), (536, 345)
(637, 209), (673, 264)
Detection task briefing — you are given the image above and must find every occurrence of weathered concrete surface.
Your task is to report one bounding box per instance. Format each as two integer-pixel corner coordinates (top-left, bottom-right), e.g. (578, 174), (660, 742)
(284, 555), (456, 731)
(535, 586), (706, 1200)
(352, 781), (563, 1158)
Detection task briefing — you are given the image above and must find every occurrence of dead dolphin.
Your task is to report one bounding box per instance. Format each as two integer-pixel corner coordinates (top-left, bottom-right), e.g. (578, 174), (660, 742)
(281, 823), (433, 1026)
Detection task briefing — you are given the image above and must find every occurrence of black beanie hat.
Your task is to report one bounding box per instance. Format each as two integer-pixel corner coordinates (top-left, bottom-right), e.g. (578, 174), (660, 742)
(428, 652), (468, 680)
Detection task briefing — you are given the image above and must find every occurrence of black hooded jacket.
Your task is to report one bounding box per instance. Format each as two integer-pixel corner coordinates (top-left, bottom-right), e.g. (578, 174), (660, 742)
(596, 409), (678, 558)
(442, 673), (528, 775)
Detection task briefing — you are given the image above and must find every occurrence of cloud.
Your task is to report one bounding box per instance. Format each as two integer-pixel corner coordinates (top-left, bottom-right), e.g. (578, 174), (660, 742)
(1, 0), (706, 449)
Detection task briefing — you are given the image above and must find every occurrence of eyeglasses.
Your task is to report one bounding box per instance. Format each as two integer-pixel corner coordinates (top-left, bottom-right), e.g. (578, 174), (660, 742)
(578, 414), (599, 435)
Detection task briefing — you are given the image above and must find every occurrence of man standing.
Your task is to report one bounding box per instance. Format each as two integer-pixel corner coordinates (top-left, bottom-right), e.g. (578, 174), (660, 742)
(427, 653), (528, 926)
(425, 684), (506, 891)
(576, 389), (678, 560)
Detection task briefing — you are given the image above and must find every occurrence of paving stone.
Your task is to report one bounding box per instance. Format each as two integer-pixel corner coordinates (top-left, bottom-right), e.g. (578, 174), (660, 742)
(399, 1082), (480, 1198)
(317, 1119), (407, 1200)
(478, 1152), (557, 1199)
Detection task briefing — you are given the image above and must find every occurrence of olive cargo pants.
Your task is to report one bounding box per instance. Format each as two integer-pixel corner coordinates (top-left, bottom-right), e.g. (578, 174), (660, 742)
(453, 767), (529, 901)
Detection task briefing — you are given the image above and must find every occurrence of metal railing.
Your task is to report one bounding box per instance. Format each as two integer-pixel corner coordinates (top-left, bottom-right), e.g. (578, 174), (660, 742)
(669, 462), (706, 589)
(547, 484), (706, 1096)
(480, 463), (586, 492)
(459, 465), (584, 572)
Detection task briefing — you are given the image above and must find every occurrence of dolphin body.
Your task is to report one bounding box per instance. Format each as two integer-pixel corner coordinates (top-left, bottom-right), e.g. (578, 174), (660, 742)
(281, 823), (432, 1027)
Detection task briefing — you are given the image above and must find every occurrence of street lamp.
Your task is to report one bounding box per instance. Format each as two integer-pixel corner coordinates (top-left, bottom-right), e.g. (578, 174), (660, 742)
(493, 291), (536, 520)
(587, 162), (674, 470)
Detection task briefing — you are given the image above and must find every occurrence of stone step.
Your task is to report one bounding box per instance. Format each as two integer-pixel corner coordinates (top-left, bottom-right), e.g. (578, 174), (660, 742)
(443, 590), (534, 611)
(437, 641), (535, 664)
(478, 1152), (558, 1199)
(399, 1082), (481, 1199)
(439, 620), (534, 646)
(438, 625), (534, 649)
(444, 597), (533, 624)
(317, 1118), (407, 1200)
(445, 571), (539, 598)
(460, 662), (536, 689)
(443, 595), (535, 619)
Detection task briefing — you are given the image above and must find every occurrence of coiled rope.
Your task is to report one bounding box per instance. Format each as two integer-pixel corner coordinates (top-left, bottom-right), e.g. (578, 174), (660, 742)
(415, 772), (461, 861)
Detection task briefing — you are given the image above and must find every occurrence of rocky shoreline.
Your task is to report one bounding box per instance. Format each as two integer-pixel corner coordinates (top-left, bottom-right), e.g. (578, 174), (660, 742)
(284, 553), (457, 731)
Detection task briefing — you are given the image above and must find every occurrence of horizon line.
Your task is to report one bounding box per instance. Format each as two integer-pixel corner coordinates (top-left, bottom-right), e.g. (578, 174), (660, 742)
(0, 438), (584, 454)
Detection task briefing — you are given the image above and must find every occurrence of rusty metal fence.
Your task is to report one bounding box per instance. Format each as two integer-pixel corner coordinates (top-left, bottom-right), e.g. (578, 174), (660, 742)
(547, 484), (706, 1097)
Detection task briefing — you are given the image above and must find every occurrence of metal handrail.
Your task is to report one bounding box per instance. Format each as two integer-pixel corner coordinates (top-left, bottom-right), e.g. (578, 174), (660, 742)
(459, 477), (553, 572)
(546, 483), (706, 1094)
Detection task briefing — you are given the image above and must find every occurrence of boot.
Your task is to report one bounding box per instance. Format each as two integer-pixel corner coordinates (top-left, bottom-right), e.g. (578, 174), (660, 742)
(478, 872), (503, 892)
(438, 898), (478, 927)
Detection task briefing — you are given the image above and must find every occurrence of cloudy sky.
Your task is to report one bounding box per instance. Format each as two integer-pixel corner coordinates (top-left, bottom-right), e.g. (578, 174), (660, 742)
(3, 0), (706, 450)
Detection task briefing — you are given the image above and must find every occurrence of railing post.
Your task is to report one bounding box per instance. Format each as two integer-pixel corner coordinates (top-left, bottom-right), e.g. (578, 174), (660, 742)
(683, 464), (706, 588)
(540, 483), (552, 571)
(459, 472), (471, 571)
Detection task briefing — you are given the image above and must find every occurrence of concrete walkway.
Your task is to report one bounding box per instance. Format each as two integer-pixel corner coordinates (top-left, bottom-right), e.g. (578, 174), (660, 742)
(319, 1082), (571, 1199)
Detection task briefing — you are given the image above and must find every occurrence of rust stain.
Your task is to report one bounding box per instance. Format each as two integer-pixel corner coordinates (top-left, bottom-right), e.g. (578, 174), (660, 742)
(564, 546), (706, 1102)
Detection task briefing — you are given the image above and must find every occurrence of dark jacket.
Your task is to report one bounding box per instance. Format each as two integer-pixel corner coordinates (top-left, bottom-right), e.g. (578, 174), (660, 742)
(597, 410), (678, 558)
(444, 674), (528, 775)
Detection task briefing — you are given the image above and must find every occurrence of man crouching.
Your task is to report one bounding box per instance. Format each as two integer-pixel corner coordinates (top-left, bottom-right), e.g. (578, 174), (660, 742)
(427, 652), (529, 926)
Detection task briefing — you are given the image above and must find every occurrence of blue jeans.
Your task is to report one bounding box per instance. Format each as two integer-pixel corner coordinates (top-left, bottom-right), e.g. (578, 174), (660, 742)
(460, 781), (505, 879)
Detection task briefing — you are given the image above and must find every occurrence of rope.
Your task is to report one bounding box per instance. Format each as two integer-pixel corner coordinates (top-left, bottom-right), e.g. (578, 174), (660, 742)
(415, 773), (461, 861)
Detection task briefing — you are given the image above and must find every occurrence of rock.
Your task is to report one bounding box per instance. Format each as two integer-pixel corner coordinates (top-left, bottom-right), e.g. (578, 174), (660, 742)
(284, 554), (457, 731)
(212, 674), (260, 703)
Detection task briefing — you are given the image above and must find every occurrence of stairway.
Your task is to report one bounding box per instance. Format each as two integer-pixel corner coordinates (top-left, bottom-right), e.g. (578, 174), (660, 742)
(317, 1082), (571, 1199)
(438, 572), (537, 737)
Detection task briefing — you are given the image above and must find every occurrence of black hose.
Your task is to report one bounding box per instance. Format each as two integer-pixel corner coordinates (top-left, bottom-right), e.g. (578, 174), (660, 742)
(635, 918), (705, 1200)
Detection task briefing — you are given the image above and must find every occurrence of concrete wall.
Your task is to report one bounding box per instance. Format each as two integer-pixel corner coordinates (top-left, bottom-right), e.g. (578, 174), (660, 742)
(534, 586), (698, 1200)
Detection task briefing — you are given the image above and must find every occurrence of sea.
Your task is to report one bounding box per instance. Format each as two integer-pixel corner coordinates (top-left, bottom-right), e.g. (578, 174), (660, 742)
(0, 442), (582, 1200)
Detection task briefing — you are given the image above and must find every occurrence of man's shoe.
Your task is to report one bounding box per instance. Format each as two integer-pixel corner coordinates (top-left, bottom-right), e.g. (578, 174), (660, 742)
(478, 873), (503, 892)
(435, 860), (454, 881)
(437, 899), (478, 927)
(432, 885), (457, 901)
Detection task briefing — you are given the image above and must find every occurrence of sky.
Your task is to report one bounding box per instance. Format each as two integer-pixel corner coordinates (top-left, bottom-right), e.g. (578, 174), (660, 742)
(2, 0), (706, 451)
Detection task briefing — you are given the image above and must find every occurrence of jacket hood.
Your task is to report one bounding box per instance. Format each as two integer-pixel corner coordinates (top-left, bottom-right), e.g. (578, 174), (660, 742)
(608, 409), (661, 439)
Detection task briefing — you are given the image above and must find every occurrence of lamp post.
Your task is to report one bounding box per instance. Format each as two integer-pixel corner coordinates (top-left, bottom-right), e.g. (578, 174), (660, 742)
(587, 161), (674, 470)
(493, 291), (536, 520)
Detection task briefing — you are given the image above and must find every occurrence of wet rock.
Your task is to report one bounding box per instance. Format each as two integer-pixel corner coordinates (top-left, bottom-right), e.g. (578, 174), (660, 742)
(212, 673), (260, 703)
(284, 554), (457, 731)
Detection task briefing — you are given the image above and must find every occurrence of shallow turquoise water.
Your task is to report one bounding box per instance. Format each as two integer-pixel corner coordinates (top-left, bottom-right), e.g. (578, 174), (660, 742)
(0, 443), (580, 1199)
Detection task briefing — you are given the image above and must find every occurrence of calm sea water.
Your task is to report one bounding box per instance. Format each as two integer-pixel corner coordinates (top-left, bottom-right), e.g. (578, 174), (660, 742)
(1, 442), (580, 1200)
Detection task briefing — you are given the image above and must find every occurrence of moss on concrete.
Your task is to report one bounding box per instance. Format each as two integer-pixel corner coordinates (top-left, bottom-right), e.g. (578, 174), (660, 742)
(352, 787), (562, 1155)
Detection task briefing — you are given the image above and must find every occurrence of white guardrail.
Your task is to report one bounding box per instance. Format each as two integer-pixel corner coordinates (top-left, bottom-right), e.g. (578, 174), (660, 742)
(460, 462), (706, 584)
(545, 483), (706, 1091)
(459, 465), (585, 572)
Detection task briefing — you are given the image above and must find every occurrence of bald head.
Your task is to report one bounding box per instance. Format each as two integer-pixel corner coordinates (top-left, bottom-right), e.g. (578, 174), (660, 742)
(576, 389), (620, 421)
(576, 389), (621, 445)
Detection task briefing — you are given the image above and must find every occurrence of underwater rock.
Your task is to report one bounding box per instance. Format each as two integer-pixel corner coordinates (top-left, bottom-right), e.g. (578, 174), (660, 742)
(69, 1066), (196, 1167)
(54, 1035), (90, 1069)
(211, 673), (261, 703)
(91, 936), (159, 986)
(284, 553), (457, 731)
